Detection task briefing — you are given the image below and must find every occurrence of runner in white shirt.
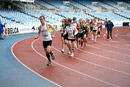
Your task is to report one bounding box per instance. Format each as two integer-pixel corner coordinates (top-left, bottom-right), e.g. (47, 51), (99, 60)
(35, 16), (56, 66)
(93, 18), (98, 42)
(64, 18), (78, 57)
(72, 17), (79, 49)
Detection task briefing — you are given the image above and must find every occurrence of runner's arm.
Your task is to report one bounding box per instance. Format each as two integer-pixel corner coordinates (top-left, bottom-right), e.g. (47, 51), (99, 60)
(63, 27), (67, 36)
(35, 26), (41, 39)
(74, 27), (78, 35)
(48, 24), (55, 37)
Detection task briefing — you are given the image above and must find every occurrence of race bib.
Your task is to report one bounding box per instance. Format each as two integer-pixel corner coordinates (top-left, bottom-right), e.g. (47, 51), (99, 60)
(42, 31), (49, 38)
(43, 35), (49, 38)
(79, 29), (83, 33)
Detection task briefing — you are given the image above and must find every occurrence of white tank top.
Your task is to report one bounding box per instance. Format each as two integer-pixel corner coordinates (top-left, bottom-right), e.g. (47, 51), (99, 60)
(65, 26), (78, 39)
(41, 23), (52, 41)
(93, 22), (98, 30)
(72, 23), (77, 28)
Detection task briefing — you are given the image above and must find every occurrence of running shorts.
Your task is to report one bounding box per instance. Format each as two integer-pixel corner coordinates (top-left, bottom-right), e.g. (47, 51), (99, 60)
(43, 40), (52, 48)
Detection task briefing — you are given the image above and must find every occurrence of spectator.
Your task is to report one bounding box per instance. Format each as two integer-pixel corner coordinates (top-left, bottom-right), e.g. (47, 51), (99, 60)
(105, 19), (114, 39)
(0, 20), (6, 40)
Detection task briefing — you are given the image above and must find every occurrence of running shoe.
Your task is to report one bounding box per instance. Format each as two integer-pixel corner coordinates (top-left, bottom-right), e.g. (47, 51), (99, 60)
(72, 48), (75, 51)
(61, 49), (64, 53)
(70, 53), (74, 57)
(47, 61), (51, 66)
(98, 35), (100, 37)
(92, 38), (94, 41)
(51, 53), (55, 60)
(68, 51), (71, 55)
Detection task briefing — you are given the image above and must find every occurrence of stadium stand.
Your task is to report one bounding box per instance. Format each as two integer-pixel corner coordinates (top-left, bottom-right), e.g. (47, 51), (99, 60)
(0, 0), (129, 36)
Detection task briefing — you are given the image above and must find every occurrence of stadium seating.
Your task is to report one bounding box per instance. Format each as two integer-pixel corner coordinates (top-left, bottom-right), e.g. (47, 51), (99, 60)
(0, 0), (129, 28)
(73, 0), (100, 10)
(36, 0), (56, 9)
(89, 12), (129, 22)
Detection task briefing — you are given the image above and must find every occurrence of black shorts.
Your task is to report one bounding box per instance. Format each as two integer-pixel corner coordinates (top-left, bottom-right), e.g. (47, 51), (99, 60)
(84, 30), (87, 35)
(93, 30), (97, 32)
(43, 40), (52, 48)
(64, 34), (68, 40)
(61, 33), (64, 37)
(79, 33), (84, 39)
(90, 27), (93, 31)
(76, 33), (79, 38)
(67, 39), (75, 42)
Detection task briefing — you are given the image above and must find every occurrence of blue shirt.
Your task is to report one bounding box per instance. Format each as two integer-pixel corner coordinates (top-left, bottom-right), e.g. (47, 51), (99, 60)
(0, 23), (5, 33)
(105, 20), (114, 31)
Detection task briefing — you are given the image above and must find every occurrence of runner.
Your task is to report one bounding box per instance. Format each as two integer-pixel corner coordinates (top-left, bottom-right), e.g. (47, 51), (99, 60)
(104, 18), (108, 34)
(86, 18), (90, 40)
(83, 20), (87, 46)
(93, 18), (98, 42)
(64, 17), (69, 47)
(90, 18), (94, 40)
(97, 18), (102, 37)
(79, 19), (85, 48)
(35, 16), (55, 66)
(63, 18), (78, 57)
(60, 19), (66, 53)
(72, 17), (79, 49)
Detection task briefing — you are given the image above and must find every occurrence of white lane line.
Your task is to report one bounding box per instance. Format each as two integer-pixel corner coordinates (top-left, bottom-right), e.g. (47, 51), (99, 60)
(115, 32), (130, 40)
(52, 46), (130, 76)
(102, 35), (130, 51)
(87, 44), (130, 57)
(127, 33), (130, 37)
(78, 48), (130, 65)
(32, 38), (120, 87)
(102, 32), (130, 48)
(115, 32), (130, 47)
(11, 37), (62, 87)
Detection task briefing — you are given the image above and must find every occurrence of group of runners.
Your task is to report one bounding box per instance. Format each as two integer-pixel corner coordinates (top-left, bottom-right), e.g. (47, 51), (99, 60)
(35, 16), (108, 66)
(59, 17), (106, 57)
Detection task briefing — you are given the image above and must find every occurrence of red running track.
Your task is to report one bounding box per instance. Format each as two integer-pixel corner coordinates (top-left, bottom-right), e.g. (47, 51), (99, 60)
(12, 28), (130, 87)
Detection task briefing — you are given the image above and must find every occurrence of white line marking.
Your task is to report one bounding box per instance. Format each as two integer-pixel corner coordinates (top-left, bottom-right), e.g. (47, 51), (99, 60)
(115, 32), (130, 47)
(127, 33), (130, 37)
(87, 44), (130, 57)
(52, 46), (130, 76)
(102, 35), (130, 51)
(32, 38), (120, 87)
(78, 48), (130, 65)
(11, 37), (62, 87)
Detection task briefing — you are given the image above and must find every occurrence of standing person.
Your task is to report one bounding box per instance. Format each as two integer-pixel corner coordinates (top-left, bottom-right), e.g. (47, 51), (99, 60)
(0, 20), (6, 40)
(64, 18), (78, 57)
(93, 18), (98, 42)
(105, 19), (114, 40)
(60, 19), (66, 53)
(35, 16), (56, 66)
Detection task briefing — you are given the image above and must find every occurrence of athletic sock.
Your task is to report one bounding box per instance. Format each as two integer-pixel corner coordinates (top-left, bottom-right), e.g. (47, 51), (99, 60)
(50, 51), (53, 55)
(50, 51), (55, 60)
(81, 41), (83, 47)
(46, 54), (51, 62)
(91, 34), (93, 40)
(46, 54), (51, 66)
(95, 36), (97, 41)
